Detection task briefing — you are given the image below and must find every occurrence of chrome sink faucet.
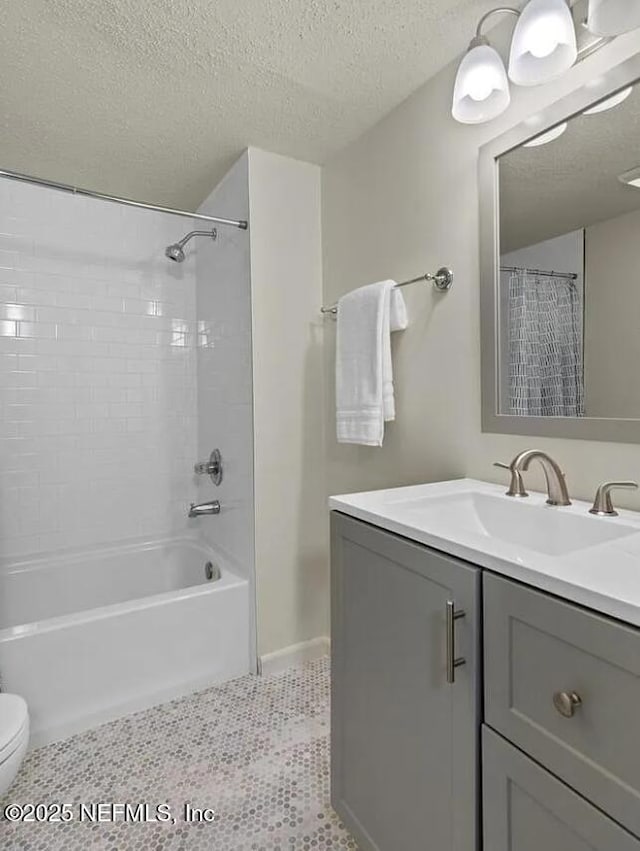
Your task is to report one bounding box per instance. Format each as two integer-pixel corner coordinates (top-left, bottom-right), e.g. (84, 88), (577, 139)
(495, 450), (571, 506)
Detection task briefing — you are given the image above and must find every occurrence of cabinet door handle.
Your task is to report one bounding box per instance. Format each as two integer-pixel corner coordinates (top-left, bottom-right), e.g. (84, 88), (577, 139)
(446, 600), (466, 684)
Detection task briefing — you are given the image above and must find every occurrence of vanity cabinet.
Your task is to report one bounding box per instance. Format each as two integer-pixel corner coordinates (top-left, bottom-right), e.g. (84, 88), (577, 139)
(331, 509), (640, 851)
(330, 512), (480, 851)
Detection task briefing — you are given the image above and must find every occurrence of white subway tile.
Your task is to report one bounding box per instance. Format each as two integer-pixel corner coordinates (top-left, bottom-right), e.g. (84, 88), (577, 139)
(0, 179), (244, 561)
(17, 321), (57, 339)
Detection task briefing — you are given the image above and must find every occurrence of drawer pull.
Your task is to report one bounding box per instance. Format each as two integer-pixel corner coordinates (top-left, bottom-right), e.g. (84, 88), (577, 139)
(446, 600), (466, 684)
(553, 691), (582, 718)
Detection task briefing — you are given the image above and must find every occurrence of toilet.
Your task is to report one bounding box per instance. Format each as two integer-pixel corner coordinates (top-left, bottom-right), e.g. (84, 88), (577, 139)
(0, 695), (29, 797)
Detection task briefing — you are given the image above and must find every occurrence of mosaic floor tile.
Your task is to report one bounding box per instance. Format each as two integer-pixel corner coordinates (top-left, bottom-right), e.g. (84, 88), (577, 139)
(0, 657), (359, 850)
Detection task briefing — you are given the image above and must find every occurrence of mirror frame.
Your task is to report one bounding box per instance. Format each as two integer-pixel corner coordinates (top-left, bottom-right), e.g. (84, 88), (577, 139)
(479, 51), (640, 444)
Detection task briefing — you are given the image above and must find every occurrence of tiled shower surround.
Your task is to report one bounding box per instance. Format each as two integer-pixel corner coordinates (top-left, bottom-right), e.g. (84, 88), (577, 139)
(0, 180), (198, 558)
(195, 156), (254, 577)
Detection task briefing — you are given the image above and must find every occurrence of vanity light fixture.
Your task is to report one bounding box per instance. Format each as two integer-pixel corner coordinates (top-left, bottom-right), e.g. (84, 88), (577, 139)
(587, 0), (640, 36)
(452, 0), (583, 124)
(508, 0), (577, 86)
(618, 166), (640, 189)
(451, 7), (519, 124)
(583, 85), (633, 114)
(522, 121), (568, 146)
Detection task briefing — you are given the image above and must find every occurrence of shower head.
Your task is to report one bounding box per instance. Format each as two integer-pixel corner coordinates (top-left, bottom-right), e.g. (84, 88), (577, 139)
(165, 228), (217, 262)
(165, 243), (186, 262)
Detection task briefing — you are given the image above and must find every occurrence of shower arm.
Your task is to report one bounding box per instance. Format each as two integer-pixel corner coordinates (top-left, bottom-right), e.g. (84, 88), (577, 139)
(176, 230), (217, 249)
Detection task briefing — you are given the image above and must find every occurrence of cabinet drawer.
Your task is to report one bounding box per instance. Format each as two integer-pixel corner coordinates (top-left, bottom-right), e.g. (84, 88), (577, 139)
(483, 727), (640, 851)
(484, 573), (640, 838)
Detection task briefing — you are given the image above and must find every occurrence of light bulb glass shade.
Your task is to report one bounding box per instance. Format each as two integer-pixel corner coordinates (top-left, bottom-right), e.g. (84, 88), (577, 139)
(508, 0), (577, 86)
(452, 43), (511, 124)
(587, 0), (640, 35)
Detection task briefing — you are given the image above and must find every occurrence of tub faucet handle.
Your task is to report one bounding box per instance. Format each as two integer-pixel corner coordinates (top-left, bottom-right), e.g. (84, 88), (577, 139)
(193, 449), (223, 486)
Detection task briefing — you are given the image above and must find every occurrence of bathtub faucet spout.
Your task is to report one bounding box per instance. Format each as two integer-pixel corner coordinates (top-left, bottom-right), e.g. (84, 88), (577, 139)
(188, 500), (221, 518)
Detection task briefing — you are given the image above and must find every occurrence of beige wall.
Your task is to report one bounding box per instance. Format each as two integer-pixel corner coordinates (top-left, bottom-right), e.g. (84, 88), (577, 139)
(584, 207), (640, 419)
(322, 33), (640, 509)
(248, 148), (328, 658)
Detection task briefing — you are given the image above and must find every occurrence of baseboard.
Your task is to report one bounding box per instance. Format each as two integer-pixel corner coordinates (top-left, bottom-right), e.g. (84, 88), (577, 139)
(258, 636), (330, 676)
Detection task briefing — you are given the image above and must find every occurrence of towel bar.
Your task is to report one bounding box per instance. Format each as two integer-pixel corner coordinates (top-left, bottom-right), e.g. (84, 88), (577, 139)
(320, 267), (453, 315)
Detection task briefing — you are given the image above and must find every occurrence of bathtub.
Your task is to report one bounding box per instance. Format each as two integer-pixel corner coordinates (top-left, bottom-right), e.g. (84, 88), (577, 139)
(0, 537), (250, 747)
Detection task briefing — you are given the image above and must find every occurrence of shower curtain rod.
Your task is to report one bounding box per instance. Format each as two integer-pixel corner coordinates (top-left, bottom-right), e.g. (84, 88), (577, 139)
(501, 265), (577, 281)
(0, 168), (249, 230)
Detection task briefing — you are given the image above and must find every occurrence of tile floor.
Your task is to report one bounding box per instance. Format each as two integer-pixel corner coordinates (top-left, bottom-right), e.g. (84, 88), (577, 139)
(1, 657), (358, 850)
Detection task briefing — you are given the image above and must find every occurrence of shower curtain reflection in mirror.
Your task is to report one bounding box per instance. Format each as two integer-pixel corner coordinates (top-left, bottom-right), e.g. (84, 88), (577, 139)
(506, 269), (584, 417)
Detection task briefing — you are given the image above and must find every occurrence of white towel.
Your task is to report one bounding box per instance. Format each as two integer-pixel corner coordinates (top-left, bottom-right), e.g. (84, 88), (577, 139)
(336, 281), (408, 446)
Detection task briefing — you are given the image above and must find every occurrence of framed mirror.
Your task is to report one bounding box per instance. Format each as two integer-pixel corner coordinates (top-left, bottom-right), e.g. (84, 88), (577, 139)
(480, 52), (640, 443)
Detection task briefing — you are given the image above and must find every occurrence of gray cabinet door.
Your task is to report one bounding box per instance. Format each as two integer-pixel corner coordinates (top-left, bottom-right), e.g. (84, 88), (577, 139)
(330, 511), (480, 851)
(483, 726), (640, 851)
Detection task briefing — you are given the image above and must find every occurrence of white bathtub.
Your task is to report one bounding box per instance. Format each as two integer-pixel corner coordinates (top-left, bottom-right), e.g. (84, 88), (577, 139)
(0, 537), (250, 747)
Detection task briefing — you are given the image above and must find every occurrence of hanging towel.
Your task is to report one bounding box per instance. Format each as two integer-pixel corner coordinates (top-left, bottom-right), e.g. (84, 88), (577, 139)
(336, 281), (408, 446)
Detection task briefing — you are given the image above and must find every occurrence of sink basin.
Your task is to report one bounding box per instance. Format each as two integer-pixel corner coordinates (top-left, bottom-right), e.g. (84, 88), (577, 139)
(392, 491), (638, 556)
(329, 478), (640, 628)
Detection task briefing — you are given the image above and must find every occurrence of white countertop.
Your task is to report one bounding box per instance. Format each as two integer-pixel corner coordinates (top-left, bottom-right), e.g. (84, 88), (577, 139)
(330, 478), (640, 628)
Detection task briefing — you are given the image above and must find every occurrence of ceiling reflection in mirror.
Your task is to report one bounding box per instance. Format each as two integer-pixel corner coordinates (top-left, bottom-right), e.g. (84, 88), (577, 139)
(497, 81), (640, 420)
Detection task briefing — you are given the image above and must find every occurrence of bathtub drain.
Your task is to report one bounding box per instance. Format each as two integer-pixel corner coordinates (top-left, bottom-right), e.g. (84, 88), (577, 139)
(205, 561), (221, 582)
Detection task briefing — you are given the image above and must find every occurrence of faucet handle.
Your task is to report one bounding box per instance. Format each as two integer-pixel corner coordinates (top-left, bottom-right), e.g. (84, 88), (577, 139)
(193, 449), (223, 486)
(493, 462), (529, 498)
(589, 481), (638, 517)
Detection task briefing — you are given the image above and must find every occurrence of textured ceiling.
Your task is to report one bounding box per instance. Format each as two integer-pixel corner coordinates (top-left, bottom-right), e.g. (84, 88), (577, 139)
(500, 83), (640, 252)
(0, 0), (496, 210)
